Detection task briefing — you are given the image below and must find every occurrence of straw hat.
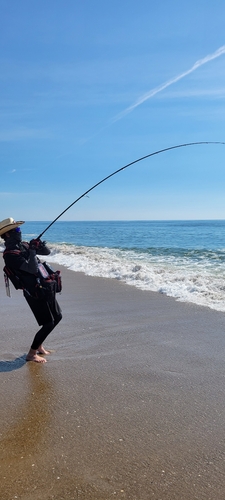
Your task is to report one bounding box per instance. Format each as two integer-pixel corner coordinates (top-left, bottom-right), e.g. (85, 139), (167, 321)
(0, 217), (24, 236)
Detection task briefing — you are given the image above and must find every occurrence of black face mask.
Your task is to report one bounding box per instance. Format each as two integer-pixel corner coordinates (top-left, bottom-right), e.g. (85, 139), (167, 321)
(8, 230), (22, 244)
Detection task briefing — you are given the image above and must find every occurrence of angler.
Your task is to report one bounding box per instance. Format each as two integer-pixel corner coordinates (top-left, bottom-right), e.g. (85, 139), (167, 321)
(0, 217), (62, 363)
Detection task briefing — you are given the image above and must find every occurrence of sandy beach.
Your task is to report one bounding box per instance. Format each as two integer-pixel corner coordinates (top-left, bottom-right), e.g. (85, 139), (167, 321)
(1, 265), (225, 499)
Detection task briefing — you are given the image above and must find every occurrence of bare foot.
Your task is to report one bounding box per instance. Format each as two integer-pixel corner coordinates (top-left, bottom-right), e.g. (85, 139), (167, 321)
(26, 353), (47, 363)
(37, 345), (51, 355)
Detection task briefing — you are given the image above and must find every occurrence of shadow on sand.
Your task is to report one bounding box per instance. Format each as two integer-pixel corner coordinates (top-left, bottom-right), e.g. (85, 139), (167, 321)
(0, 355), (26, 372)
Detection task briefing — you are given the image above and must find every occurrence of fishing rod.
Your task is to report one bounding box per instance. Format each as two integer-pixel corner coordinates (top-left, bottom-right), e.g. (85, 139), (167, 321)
(37, 141), (225, 239)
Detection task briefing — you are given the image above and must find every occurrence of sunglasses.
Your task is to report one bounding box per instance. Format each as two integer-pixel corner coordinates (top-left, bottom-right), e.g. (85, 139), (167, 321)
(10, 227), (21, 233)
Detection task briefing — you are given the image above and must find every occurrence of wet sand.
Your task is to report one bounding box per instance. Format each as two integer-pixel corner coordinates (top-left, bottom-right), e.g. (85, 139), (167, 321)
(1, 265), (225, 499)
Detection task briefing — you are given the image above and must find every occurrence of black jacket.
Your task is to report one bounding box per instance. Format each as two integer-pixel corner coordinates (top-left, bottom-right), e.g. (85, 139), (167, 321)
(3, 240), (50, 296)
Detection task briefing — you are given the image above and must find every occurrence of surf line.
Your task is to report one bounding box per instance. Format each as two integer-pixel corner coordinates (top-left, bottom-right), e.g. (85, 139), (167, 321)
(37, 141), (225, 239)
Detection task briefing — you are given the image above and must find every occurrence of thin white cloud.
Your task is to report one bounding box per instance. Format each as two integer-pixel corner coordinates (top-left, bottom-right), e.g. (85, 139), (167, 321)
(8, 168), (35, 173)
(112, 45), (225, 122)
(161, 88), (225, 98)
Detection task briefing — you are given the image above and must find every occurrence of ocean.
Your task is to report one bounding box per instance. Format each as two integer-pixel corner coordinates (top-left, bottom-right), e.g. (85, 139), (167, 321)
(1, 220), (225, 312)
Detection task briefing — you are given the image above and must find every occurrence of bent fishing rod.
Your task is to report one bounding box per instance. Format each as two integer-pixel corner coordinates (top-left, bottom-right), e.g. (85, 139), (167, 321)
(37, 141), (225, 240)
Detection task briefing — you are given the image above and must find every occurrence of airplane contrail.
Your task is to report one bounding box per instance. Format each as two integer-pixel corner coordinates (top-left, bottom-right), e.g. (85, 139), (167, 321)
(112, 45), (225, 122)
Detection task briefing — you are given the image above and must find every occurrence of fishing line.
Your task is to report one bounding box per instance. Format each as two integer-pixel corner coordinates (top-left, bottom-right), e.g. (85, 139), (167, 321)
(37, 141), (225, 239)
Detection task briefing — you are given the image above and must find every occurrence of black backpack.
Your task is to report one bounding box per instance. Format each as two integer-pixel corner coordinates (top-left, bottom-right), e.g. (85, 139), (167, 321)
(3, 249), (62, 298)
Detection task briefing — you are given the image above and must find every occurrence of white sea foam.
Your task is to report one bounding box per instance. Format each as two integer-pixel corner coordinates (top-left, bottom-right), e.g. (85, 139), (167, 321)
(45, 243), (225, 312)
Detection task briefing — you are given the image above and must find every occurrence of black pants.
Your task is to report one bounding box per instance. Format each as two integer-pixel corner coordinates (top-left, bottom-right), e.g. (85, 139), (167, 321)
(24, 291), (62, 350)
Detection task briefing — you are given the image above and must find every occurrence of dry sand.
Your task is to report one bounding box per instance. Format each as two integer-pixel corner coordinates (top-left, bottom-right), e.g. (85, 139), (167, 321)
(1, 265), (225, 499)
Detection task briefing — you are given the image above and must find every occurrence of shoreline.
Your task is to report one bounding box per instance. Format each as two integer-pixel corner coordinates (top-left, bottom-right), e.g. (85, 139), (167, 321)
(1, 265), (225, 499)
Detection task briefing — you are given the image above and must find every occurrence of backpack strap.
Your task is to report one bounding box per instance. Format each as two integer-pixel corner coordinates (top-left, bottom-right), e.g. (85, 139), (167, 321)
(3, 249), (21, 256)
(3, 249), (25, 291)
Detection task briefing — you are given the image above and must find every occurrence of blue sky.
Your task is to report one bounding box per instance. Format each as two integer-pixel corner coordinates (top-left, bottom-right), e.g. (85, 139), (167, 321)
(1, 0), (225, 221)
